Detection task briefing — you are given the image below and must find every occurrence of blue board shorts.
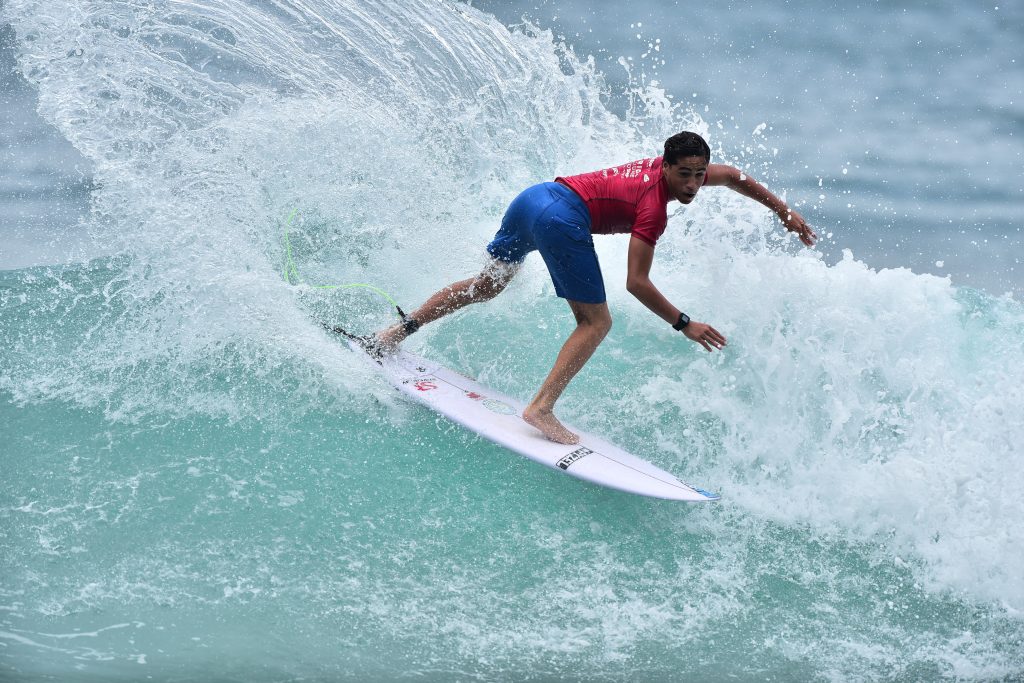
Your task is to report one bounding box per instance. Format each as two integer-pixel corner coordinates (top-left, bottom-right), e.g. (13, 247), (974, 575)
(486, 182), (605, 304)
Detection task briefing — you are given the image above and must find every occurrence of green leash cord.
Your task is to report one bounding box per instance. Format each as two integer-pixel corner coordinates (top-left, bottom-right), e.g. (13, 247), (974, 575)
(281, 209), (414, 331)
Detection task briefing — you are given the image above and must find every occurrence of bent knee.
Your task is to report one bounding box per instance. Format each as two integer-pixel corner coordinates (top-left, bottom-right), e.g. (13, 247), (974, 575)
(578, 309), (612, 337)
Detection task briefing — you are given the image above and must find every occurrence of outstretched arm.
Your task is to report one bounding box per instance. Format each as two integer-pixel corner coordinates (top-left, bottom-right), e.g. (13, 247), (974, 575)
(626, 236), (727, 352)
(705, 164), (817, 246)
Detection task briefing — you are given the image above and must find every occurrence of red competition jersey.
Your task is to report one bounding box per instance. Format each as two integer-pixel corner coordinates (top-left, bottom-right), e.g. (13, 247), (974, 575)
(556, 156), (708, 247)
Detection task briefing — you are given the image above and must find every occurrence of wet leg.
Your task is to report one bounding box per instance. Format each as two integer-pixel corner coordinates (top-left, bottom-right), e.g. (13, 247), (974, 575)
(522, 300), (611, 445)
(375, 258), (519, 349)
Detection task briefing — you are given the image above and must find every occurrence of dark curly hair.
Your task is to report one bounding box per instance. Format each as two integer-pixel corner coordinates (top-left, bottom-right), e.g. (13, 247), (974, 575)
(664, 131), (711, 165)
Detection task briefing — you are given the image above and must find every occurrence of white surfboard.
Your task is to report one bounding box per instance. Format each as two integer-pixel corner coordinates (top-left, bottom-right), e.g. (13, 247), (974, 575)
(350, 340), (720, 502)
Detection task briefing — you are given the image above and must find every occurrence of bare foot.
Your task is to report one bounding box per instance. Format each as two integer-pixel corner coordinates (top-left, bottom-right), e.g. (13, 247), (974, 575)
(522, 405), (579, 445)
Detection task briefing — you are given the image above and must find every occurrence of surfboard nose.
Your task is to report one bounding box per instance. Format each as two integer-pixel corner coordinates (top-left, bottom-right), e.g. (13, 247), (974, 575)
(564, 452), (720, 502)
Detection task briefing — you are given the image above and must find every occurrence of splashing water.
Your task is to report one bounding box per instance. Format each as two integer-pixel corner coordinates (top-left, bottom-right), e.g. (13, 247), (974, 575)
(1, 1), (1022, 680)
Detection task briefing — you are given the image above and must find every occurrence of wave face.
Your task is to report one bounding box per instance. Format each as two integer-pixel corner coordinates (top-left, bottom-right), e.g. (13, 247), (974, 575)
(1, 1), (1022, 680)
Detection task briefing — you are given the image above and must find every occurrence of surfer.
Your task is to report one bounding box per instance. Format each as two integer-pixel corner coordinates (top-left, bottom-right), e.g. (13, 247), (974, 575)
(375, 131), (816, 445)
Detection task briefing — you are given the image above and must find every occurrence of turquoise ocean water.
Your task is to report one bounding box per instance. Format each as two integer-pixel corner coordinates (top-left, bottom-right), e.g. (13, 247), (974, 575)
(2, 1), (1023, 680)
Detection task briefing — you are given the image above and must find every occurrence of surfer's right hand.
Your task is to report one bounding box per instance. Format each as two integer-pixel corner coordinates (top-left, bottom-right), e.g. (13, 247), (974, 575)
(683, 322), (727, 352)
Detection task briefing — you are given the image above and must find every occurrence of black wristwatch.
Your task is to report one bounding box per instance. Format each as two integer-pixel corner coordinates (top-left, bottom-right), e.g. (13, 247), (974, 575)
(672, 312), (691, 331)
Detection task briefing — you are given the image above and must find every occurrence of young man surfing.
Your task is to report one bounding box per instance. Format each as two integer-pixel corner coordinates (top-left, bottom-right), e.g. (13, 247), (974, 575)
(375, 132), (816, 445)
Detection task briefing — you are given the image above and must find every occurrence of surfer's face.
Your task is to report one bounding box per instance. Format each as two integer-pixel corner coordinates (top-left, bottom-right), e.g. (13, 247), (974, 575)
(663, 156), (708, 203)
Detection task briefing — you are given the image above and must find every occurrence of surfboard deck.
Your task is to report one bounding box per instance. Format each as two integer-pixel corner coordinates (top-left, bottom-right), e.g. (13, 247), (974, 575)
(349, 339), (720, 502)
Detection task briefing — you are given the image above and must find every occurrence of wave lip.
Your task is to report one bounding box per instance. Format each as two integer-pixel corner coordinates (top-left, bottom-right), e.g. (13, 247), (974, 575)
(2, 1), (1023, 680)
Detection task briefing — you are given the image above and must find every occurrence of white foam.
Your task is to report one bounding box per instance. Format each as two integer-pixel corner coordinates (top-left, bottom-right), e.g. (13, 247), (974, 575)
(4, 0), (1022, 640)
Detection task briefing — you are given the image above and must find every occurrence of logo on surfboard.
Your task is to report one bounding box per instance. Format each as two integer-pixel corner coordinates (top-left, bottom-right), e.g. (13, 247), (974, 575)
(557, 446), (594, 470)
(464, 390), (515, 415)
(413, 378), (438, 391)
(482, 398), (515, 415)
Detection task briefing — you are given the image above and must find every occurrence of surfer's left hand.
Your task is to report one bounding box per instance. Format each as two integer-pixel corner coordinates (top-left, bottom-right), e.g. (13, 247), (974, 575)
(683, 322), (727, 353)
(780, 209), (816, 247)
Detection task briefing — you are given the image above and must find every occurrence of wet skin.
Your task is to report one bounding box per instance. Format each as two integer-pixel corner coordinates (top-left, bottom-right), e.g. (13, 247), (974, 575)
(662, 155), (708, 204)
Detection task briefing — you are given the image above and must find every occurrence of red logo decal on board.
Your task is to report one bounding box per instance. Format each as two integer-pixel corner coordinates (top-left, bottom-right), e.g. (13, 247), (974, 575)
(414, 380), (438, 392)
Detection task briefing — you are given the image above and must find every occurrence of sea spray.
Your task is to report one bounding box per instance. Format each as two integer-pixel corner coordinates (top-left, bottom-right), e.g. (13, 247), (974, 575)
(2, 0), (1022, 680)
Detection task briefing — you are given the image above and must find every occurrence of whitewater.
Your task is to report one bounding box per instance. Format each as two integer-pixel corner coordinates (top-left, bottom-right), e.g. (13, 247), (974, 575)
(1, 1), (1022, 680)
